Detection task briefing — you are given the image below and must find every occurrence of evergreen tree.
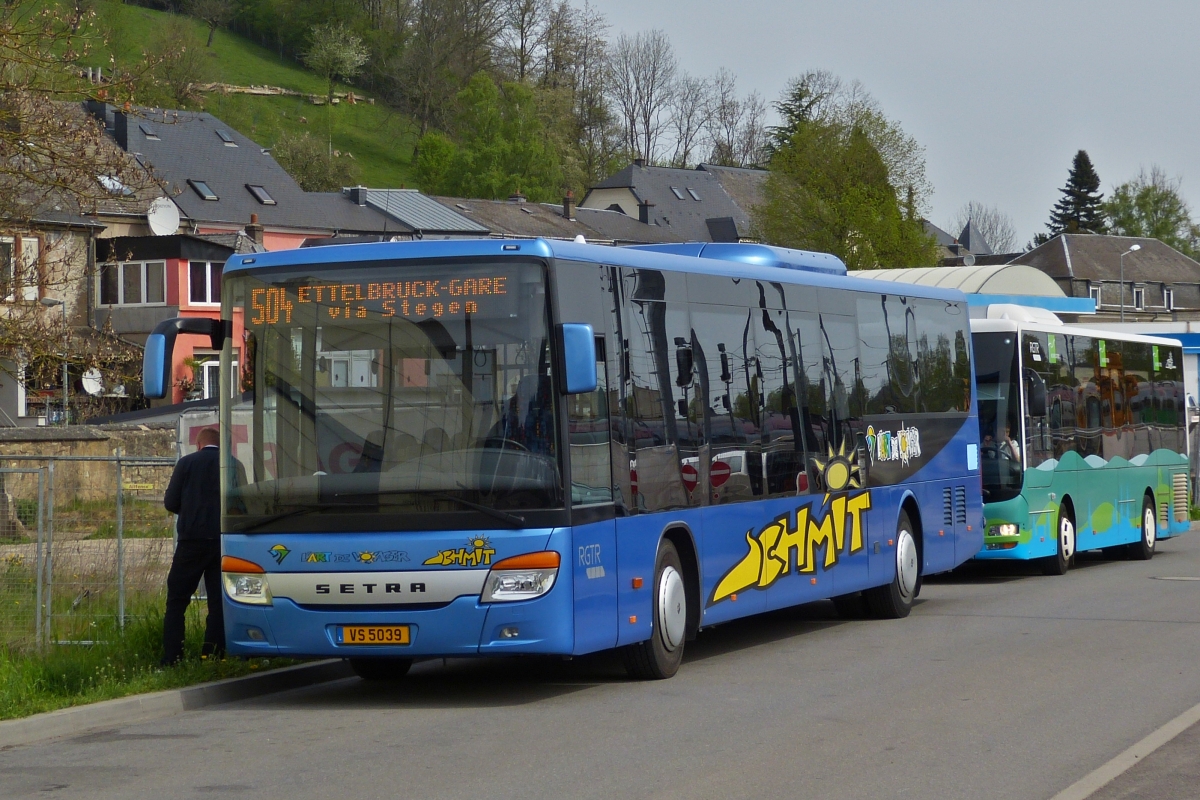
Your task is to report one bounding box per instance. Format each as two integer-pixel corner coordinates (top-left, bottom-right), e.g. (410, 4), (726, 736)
(1047, 150), (1106, 235)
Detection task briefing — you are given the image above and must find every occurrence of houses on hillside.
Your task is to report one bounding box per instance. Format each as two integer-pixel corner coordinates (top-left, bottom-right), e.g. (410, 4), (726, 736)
(9, 99), (1200, 425)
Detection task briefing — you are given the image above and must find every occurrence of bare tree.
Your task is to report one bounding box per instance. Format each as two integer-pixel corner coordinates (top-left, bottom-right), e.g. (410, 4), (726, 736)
(499, 0), (547, 81)
(949, 201), (1018, 253)
(608, 29), (676, 163)
(184, 0), (235, 47)
(667, 72), (709, 168)
(704, 69), (764, 167)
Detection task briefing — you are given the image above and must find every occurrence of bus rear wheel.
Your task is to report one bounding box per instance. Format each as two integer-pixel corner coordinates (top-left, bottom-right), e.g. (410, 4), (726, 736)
(864, 511), (917, 619)
(348, 657), (413, 681)
(1043, 509), (1075, 575)
(623, 540), (687, 680)
(1128, 495), (1157, 561)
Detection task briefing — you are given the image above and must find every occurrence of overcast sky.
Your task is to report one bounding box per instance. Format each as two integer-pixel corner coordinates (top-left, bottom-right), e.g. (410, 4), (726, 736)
(598, 0), (1200, 248)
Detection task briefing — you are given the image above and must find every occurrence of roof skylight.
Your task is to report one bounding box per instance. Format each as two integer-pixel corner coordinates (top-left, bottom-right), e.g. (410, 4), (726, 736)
(246, 184), (276, 205)
(687, 188), (701, 201)
(216, 130), (237, 147)
(669, 187), (685, 200)
(188, 179), (218, 201)
(139, 123), (159, 141)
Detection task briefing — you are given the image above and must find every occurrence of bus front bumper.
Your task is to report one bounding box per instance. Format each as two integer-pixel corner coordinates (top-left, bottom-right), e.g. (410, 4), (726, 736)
(224, 585), (575, 659)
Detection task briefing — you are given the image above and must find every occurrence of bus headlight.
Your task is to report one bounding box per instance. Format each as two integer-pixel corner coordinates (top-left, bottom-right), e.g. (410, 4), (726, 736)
(481, 551), (560, 603)
(222, 555), (273, 606)
(988, 523), (1019, 538)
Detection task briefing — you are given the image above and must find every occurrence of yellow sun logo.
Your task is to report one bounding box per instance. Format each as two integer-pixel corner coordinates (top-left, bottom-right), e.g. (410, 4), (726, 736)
(812, 440), (862, 493)
(469, 536), (491, 551)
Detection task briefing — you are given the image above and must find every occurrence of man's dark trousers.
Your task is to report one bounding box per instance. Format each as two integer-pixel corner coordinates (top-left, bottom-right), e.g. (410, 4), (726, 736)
(162, 538), (224, 663)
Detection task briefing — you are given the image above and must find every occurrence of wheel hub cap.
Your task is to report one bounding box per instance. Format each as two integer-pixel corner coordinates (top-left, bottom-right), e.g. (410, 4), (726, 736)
(896, 530), (918, 602)
(1144, 507), (1156, 548)
(1061, 516), (1075, 560)
(658, 566), (686, 651)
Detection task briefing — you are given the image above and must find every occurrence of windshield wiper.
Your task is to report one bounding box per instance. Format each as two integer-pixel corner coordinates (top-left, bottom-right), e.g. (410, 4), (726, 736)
(333, 489), (526, 528)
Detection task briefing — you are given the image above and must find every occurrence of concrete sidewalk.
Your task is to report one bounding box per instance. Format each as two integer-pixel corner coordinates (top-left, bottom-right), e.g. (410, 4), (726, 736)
(1086, 716), (1200, 799)
(0, 659), (353, 749)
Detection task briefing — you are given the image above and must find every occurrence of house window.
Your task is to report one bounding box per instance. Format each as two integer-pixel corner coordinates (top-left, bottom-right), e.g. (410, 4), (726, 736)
(1, 236), (40, 302)
(1133, 286), (1145, 311)
(99, 261), (166, 306)
(669, 187), (685, 200)
(139, 123), (159, 140)
(188, 179), (218, 201)
(246, 184), (276, 205)
(189, 261), (222, 304)
(216, 130), (237, 147)
(1165, 286), (1175, 310)
(687, 188), (701, 201)
(1089, 284), (1101, 306)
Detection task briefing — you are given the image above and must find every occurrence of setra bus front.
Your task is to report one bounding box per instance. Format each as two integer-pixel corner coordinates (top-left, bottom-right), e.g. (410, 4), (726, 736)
(143, 242), (600, 672)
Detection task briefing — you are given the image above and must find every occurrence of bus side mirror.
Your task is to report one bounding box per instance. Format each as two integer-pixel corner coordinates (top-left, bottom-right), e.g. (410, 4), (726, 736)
(558, 322), (597, 395)
(143, 317), (230, 399)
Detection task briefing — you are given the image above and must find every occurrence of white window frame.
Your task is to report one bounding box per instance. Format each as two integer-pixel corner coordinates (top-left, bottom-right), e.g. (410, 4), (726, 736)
(1133, 285), (1146, 311)
(1089, 284), (1102, 307)
(1, 235), (40, 303)
(98, 261), (167, 307)
(1164, 286), (1175, 311)
(189, 260), (222, 306)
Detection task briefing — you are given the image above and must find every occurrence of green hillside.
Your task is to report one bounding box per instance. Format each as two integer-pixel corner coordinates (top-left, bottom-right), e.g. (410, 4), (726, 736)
(95, 1), (415, 188)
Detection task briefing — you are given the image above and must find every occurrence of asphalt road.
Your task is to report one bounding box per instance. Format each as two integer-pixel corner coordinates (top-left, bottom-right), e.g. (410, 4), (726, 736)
(4, 531), (1200, 800)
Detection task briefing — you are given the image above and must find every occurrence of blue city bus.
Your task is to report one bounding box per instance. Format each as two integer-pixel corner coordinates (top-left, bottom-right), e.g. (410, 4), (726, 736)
(143, 239), (984, 679)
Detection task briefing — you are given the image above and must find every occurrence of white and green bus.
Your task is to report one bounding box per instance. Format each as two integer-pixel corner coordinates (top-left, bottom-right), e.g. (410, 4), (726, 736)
(972, 306), (1190, 573)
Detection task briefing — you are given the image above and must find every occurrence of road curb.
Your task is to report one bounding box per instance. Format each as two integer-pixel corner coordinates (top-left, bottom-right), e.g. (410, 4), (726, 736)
(0, 658), (354, 749)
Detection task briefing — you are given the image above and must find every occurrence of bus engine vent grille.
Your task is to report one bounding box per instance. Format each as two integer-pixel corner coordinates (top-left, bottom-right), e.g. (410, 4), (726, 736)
(954, 485), (968, 525)
(943, 487), (953, 526)
(1173, 472), (1188, 523)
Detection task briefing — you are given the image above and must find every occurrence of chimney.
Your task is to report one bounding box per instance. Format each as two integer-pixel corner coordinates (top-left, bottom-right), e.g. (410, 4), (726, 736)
(633, 158), (646, 168)
(84, 99), (108, 126)
(508, 190), (527, 204)
(346, 185), (367, 206)
(245, 213), (264, 247)
(562, 190), (575, 220)
(638, 200), (654, 224)
(113, 110), (129, 150)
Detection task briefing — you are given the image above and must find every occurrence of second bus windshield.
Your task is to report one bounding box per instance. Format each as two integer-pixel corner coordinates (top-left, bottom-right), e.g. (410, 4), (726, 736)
(973, 331), (1024, 503)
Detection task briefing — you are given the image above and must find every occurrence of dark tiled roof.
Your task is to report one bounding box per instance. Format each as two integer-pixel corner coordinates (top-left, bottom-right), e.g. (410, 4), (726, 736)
(569, 207), (688, 244)
(432, 197), (591, 239)
(696, 164), (767, 216)
(109, 108), (387, 233)
(1008, 234), (1200, 283)
(584, 163), (750, 241)
(303, 192), (406, 235)
(923, 219), (958, 248)
(958, 219), (992, 254)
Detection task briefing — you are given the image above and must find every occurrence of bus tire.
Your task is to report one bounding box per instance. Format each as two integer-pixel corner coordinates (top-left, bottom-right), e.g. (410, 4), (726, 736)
(864, 511), (918, 619)
(348, 657), (413, 681)
(1128, 494), (1157, 561)
(1042, 508), (1075, 576)
(623, 540), (687, 680)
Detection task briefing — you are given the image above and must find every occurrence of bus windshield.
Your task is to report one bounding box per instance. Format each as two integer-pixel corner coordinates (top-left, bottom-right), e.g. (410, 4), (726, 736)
(223, 259), (563, 531)
(973, 331), (1024, 503)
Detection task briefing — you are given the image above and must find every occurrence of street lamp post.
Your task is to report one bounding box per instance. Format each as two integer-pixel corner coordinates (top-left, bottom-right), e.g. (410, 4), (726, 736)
(39, 297), (68, 425)
(1119, 244), (1142, 323)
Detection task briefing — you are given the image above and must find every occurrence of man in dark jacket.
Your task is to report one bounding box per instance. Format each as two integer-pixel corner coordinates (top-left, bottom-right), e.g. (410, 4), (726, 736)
(161, 426), (224, 665)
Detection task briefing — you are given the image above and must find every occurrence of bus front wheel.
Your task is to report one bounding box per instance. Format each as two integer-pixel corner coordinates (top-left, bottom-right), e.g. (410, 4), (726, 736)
(348, 657), (413, 681)
(1043, 509), (1075, 575)
(623, 540), (687, 680)
(864, 511), (918, 619)
(1128, 495), (1157, 561)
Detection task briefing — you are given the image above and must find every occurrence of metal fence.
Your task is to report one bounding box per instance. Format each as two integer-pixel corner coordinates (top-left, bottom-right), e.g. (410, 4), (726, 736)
(0, 452), (178, 650)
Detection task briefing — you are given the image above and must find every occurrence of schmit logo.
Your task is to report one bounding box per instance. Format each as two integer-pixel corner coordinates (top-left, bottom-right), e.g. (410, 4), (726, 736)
(315, 582), (428, 595)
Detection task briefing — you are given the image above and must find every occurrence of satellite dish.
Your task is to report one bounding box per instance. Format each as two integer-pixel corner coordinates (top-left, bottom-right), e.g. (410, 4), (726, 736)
(82, 368), (103, 396)
(963, 254), (976, 267)
(147, 197), (180, 236)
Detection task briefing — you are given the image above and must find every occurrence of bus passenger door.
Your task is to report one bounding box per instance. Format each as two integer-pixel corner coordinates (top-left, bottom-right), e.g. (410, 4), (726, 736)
(571, 519), (618, 654)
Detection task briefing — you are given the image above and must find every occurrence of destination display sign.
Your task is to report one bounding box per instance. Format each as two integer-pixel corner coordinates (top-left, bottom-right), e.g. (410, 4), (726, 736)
(248, 275), (512, 326)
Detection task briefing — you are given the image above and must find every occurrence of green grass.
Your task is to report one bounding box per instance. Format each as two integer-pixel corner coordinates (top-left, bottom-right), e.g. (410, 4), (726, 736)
(0, 598), (294, 721)
(94, 0), (416, 188)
